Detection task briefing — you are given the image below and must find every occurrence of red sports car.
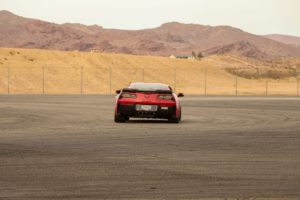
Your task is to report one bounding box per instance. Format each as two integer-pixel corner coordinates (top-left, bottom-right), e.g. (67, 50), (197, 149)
(114, 82), (184, 123)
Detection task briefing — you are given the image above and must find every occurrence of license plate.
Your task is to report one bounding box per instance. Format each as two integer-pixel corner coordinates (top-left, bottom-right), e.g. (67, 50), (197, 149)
(136, 105), (157, 111)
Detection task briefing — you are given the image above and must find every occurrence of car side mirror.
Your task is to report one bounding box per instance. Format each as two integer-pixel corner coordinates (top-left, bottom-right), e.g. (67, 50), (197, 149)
(116, 90), (121, 94)
(178, 93), (184, 97)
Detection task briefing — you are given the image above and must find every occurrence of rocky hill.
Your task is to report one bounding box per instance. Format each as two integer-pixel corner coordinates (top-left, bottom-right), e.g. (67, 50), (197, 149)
(263, 34), (300, 47)
(1, 10), (300, 59)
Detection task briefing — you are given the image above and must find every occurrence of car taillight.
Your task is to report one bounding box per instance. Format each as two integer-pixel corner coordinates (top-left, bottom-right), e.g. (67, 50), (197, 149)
(157, 94), (174, 101)
(121, 93), (137, 98)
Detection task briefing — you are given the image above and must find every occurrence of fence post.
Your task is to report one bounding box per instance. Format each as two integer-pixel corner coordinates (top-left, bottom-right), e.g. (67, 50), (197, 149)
(297, 65), (300, 96)
(235, 76), (238, 96)
(142, 68), (144, 82)
(7, 65), (10, 95)
(42, 66), (45, 95)
(266, 80), (268, 96)
(174, 67), (177, 93)
(80, 66), (83, 96)
(109, 67), (112, 95)
(204, 68), (207, 96)
(297, 78), (299, 96)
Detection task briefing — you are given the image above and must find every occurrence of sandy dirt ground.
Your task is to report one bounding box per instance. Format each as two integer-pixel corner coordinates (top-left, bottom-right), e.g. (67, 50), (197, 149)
(0, 95), (299, 199)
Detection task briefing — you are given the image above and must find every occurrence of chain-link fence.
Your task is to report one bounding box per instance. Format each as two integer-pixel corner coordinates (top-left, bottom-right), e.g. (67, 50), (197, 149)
(0, 65), (299, 96)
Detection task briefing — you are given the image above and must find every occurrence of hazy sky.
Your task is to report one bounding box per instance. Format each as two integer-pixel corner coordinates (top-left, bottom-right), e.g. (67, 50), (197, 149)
(1, 0), (300, 36)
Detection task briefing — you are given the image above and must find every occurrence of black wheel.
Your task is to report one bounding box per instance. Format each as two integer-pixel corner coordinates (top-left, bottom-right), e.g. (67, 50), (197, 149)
(114, 113), (128, 123)
(168, 110), (181, 123)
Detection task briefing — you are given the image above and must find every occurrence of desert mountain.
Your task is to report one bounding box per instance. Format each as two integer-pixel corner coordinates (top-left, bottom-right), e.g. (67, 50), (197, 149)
(1, 10), (300, 58)
(203, 41), (268, 59)
(263, 34), (300, 47)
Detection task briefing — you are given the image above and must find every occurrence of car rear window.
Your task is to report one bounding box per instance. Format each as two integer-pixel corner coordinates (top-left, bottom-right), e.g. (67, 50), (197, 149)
(128, 83), (171, 92)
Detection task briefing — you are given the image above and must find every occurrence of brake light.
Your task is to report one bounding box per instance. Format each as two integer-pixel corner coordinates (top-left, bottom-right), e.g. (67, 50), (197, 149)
(121, 93), (136, 98)
(157, 94), (174, 101)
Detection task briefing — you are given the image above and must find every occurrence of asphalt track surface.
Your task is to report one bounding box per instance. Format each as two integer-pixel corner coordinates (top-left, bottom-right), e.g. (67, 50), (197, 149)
(0, 95), (299, 199)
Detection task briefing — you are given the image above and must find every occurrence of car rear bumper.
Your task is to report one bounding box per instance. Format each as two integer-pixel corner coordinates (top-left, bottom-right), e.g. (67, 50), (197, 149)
(118, 104), (176, 119)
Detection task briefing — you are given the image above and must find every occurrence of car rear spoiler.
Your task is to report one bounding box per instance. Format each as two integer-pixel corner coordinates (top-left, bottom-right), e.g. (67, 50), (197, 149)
(155, 90), (172, 94)
(121, 88), (172, 94)
(122, 88), (137, 93)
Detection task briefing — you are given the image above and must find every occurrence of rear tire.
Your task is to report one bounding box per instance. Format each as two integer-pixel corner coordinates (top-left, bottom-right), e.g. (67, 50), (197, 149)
(168, 111), (181, 123)
(114, 113), (128, 123)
